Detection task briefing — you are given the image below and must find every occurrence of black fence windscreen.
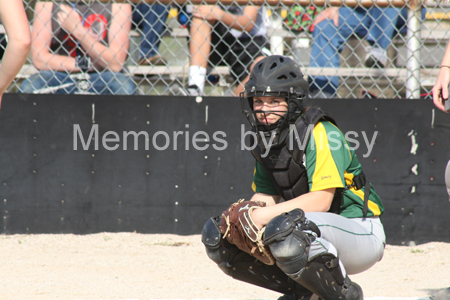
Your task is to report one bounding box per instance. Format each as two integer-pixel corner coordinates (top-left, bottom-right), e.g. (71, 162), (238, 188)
(0, 94), (449, 245)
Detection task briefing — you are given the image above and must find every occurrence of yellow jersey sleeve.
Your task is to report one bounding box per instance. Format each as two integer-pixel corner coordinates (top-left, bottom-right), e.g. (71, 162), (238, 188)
(306, 121), (351, 191)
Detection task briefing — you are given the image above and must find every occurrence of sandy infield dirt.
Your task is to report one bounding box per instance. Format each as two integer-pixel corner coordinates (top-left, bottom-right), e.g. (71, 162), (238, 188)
(0, 233), (449, 300)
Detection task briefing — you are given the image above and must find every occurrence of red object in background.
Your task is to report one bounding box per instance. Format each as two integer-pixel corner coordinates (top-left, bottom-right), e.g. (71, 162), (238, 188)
(63, 13), (108, 58)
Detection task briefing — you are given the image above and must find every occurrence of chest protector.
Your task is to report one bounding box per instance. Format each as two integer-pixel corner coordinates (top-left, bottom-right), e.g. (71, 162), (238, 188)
(252, 108), (342, 214)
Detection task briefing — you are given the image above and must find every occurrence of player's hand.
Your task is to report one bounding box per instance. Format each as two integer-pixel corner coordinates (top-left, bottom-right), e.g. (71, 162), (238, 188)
(432, 66), (450, 112)
(313, 7), (339, 27)
(57, 4), (84, 39)
(249, 206), (267, 230)
(192, 5), (224, 22)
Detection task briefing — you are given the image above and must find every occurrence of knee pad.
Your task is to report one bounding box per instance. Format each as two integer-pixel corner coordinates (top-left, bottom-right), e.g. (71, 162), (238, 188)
(201, 216), (231, 265)
(264, 209), (320, 244)
(264, 209), (320, 275)
(201, 216), (253, 275)
(264, 209), (363, 300)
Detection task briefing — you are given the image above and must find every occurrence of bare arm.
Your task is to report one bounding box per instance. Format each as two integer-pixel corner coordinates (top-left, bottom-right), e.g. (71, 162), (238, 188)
(0, 0), (31, 107)
(192, 5), (258, 32)
(33, 3), (131, 73)
(31, 2), (79, 72)
(432, 40), (450, 112)
(250, 192), (281, 206)
(67, 3), (131, 72)
(250, 188), (336, 229)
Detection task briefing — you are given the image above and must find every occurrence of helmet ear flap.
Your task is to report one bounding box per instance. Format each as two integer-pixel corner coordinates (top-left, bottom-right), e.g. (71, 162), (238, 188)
(289, 98), (302, 112)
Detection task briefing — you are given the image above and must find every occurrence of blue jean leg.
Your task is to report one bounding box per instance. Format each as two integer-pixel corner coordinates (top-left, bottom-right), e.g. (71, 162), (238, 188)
(19, 71), (78, 94)
(338, 7), (372, 38)
(309, 18), (348, 95)
(19, 71), (135, 95)
(89, 72), (136, 95)
(366, 7), (401, 49)
(132, 4), (169, 59)
(309, 7), (390, 95)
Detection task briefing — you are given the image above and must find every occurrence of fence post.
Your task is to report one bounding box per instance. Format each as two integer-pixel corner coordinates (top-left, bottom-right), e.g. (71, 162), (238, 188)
(269, 8), (284, 55)
(405, 0), (422, 99)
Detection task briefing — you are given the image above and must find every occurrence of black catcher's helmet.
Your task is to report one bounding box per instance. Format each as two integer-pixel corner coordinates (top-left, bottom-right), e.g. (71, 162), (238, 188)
(240, 55), (309, 148)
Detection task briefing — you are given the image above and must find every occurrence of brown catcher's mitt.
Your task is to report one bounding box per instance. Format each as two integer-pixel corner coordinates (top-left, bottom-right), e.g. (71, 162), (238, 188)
(219, 199), (275, 265)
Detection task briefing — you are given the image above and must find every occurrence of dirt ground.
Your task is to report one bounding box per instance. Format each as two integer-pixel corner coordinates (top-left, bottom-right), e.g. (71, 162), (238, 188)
(0, 233), (449, 300)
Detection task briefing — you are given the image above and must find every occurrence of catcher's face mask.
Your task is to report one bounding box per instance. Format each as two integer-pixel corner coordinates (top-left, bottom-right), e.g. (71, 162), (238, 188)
(240, 90), (300, 149)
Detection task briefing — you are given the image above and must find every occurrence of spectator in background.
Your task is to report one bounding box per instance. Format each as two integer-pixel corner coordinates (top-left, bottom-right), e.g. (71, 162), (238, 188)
(20, 1), (135, 95)
(187, 4), (271, 96)
(0, 0), (31, 108)
(132, 2), (169, 66)
(432, 40), (450, 112)
(426, 28), (450, 300)
(0, 20), (9, 67)
(308, 7), (401, 98)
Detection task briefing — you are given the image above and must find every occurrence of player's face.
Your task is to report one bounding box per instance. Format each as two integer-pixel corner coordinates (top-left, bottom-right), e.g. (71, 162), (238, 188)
(253, 96), (288, 125)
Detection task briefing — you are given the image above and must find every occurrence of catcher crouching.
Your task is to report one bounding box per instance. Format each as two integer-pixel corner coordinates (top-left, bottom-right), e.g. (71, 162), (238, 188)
(201, 55), (386, 300)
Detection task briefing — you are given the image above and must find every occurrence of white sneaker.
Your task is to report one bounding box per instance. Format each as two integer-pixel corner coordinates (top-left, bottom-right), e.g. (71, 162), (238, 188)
(364, 47), (387, 68)
(187, 84), (201, 96)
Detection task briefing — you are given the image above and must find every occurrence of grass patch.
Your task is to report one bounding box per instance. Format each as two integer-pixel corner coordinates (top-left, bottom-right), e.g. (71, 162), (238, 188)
(410, 249), (425, 253)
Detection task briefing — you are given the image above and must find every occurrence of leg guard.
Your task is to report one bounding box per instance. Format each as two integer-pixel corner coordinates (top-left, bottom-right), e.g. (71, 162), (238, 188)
(264, 209), (363, 300)
(430, 287), (450, 300)
(201, 216), (312, 299)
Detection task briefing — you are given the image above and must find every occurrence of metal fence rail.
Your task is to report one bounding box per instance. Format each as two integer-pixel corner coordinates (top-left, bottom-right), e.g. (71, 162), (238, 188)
(4, 0), (450, 98)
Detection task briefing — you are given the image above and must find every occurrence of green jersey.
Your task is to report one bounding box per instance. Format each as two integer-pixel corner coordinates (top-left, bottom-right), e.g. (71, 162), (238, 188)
(252, 120), (384, 218)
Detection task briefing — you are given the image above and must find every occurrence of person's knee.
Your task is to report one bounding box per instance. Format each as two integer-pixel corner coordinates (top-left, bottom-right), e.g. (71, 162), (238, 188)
(19, 78), (35, 93)
(100, 72), (136, 95)
(19, 71), (53, 93)
(121, 79), (136, 95)
(314, 17), (335, 34)
(202, 217), (231, 266)
(264, 209), (318, 274)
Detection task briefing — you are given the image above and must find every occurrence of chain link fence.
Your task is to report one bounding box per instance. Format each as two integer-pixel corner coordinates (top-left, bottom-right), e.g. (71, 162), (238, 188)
(4, 0), (450, 98)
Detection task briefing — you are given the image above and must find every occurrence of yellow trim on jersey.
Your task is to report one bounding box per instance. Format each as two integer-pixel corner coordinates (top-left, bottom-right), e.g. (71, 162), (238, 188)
(344, 171), (354, 186)
(345, 170), (381, 215)
(349, 185), (381, 216)
(310, 122), (344, 191)
(252, 167), (257, 192)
